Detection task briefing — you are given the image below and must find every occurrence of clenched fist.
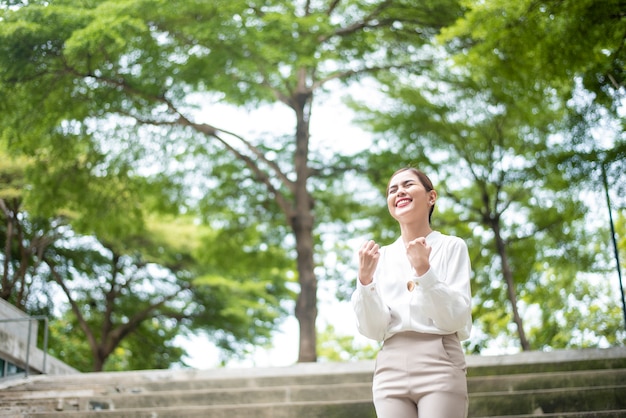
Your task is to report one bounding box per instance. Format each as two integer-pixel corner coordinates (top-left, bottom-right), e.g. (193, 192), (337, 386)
(405, 237), (431, 276)
(358, 240), (380, 285)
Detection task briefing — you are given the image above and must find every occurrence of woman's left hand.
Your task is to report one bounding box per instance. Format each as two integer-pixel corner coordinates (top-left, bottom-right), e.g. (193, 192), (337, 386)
(406, 237), (431, 276)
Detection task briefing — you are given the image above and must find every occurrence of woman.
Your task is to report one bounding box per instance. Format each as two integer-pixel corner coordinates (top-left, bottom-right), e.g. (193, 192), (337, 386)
(352, 167), (472, 418)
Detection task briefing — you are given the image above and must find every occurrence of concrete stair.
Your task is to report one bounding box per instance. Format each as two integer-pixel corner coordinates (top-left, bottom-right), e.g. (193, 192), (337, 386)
(0, 362), (376, 418)
(1, 347), (625, 418)
(468, 369), (626, 417)
(466, 347), (626, 418)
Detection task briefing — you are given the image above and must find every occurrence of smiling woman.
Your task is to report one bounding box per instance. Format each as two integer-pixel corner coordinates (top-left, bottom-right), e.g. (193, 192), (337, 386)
(351, 167), (473, 418)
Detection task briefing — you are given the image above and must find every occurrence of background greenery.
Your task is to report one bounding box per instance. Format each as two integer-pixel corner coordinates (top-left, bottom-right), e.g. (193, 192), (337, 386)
(0, 0), (624, 371)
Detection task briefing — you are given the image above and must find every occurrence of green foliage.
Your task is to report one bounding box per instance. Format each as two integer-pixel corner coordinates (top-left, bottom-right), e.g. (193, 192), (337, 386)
(0, 151), (28, 201)
(0, 145), (291, 370)
(47, 316), (93, 372)
(1, 0), (474, 364)
(39, 214), (293, 370)
(0, 0), (465, 132)
(48, 312), (186, 372)
(435, 0), (626, 349)
(2, 0), (623, 368)
(352, 59), (625, 351)
(317, 324), (379, 362)
(441, 0), (626, 113)
(189, 223), (295, 355)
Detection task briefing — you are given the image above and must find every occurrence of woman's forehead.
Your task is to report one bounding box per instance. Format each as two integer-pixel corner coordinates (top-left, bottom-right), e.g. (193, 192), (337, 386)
(389, 170), (419, 186)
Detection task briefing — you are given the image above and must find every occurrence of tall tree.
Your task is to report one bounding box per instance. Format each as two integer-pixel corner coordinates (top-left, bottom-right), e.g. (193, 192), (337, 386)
(0, 0), (463, 361)
(440, 0), (626, 337)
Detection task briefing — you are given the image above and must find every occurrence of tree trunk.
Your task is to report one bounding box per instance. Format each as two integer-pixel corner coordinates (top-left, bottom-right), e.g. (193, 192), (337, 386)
(0, 199), (15, 301)
(293, 210), (317, 362)
(93, 348), (106, 372)
(292, 73), (317, 362)
(492, 220), (531, 351)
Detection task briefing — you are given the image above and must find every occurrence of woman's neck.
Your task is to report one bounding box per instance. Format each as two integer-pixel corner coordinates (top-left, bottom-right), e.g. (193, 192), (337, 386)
(400, 222), (433, 245)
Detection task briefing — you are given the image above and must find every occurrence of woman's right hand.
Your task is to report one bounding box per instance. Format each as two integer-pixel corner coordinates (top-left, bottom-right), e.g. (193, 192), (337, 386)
(358, 240), (380, 285)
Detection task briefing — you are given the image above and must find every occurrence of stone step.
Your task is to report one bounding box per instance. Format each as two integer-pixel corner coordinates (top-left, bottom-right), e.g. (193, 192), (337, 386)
(4, 400), (378, 418)
(468, 368), (626, 393)
(0, 388), (99, 401)
(5, 368), (625, 405)
(0, 363), (373, 394)
(0, 382), (372, 412)
(3, 348), (626, 418)
(469, 385), (626, 417)
(472, 411), (626, 418)
(9, 404), (626, 418)
(470, 409), (626, 418)
(3, 379), (624, 417)
(466, 347), (626, 376)
(0, 373), (371, 396)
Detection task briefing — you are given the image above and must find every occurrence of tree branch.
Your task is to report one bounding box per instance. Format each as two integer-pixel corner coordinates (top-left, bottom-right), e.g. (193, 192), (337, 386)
(172, 112), (295, 216)
(326, 0), (341, 16)
(79, 67), (298, 220)
(311, 63), (404, 89)
(44, 257), (100, 353)
(323, 0), (393, 40)
(105, 286), (188, 355)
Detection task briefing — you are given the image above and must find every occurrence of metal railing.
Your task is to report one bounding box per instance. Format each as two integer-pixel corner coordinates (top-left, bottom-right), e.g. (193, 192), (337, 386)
(0, 316), (48, 377)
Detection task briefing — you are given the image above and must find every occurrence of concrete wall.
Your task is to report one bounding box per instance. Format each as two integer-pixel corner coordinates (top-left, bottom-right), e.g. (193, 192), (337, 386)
(0, 298), (38, 345)
(0, 299), (78, 376)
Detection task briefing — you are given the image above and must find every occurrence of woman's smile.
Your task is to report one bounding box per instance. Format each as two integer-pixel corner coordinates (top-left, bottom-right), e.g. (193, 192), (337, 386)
(396, 197), (412, 207)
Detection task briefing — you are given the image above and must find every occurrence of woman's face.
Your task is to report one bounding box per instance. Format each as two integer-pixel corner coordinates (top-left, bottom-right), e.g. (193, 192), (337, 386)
(386, 170), (435, 223)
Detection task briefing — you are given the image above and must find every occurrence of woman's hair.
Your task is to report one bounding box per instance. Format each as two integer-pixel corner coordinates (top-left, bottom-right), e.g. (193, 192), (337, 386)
(387, 167), (436, 223)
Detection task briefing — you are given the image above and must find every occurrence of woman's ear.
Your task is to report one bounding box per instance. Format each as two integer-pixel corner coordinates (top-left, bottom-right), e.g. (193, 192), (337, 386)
(428, 190), (437, 205)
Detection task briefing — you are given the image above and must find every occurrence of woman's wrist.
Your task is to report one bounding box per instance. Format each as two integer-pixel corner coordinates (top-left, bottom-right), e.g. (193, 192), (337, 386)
(413, 263), (430, 277)
(358, 276), (373, 285)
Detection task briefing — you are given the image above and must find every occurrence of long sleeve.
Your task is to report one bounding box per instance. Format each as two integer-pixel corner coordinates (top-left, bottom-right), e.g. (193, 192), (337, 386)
(411, 237), (472, 339)
(351, 281), (391, 342)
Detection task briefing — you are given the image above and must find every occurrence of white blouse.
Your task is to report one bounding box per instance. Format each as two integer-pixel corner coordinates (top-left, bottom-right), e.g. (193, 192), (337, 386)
(351, 231), (472, 342)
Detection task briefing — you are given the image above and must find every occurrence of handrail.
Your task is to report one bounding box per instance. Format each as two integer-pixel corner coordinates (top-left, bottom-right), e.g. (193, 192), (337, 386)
(0, 316), (48, 377)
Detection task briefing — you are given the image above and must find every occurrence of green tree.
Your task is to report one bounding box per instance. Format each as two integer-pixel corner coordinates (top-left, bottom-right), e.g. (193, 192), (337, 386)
(439, 0), (626, 344)
(0, 0), (464, 362)
(41, 233), (191, 371)
(0, 142), (291, 370)
(317, 324), (379, 362)
(439, 0), (626, 204)
(48, 311), (186, 372)
(0, 150), (60, 313)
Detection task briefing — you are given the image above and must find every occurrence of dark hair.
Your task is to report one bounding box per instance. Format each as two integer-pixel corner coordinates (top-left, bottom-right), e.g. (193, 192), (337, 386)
(387, 167), (436, 223)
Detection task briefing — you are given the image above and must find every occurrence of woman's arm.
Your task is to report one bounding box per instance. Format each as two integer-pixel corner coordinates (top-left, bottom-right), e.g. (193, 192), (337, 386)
(351, 281), (392, 341)
(415, 238), (472, 335)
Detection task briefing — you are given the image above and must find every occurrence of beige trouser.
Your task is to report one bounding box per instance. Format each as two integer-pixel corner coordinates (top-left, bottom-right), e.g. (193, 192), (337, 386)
(372, 332), (468, 418)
